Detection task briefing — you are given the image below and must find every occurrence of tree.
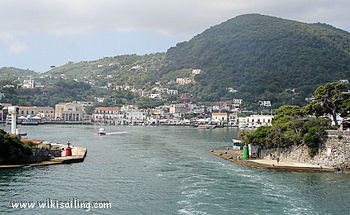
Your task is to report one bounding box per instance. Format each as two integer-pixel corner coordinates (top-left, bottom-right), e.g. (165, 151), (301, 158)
(305, 82), (349, 126)
(0, 129), (32, 164)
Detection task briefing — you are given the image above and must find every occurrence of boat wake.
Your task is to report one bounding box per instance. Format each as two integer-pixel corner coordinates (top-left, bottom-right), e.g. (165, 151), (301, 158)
(106, 131), (127, 135)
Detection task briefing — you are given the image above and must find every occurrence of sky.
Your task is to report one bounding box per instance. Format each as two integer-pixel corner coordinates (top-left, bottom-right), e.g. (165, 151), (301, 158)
(0, 0), (349, 73)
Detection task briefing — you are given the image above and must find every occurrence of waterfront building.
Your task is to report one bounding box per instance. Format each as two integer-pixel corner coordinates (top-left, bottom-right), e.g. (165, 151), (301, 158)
(228, 113), (237, 125)
(211, 112), (228, 124)
(125, 109), (147, 124)
(92, 107), (120, 125)
(237, 115), (273, 127)
(55, 102), (84, 121)
(17, 106), (54, 120)
(169, 103), (190, 115)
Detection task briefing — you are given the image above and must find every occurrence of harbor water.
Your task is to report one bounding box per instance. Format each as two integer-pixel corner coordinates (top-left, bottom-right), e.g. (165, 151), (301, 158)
(0, 125), (349, 214)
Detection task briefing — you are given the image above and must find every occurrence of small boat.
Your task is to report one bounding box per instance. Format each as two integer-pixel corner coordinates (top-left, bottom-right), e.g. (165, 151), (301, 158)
(197, 124), (216, 129)
(19, 132), (27, 137)
(21, 120), (39, 126)
(232, 139), (242, 150)
(97, 128), (106, 135)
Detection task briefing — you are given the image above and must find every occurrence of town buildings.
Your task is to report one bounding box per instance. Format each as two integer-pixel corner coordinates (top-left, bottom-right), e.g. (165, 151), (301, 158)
(55, 102), (84, 121)
(92, 107), (120, 125)
(236, 115), (274, 127)
(17, 106), (55, 119)
(211, 112), (229, 124)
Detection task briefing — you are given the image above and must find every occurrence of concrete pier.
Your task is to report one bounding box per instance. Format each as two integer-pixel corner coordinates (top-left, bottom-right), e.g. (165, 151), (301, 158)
(0, 146), (87, 169)
(211, 148), (335, 173)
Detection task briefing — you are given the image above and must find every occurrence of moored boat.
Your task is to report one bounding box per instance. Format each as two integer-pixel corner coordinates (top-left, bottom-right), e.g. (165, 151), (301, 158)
(197, 124), (217, 129)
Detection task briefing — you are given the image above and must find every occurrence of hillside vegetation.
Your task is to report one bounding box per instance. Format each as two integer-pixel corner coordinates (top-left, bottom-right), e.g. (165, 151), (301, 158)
(46, 53), (165, 87)
(163, 14), (350, 106)
(1, 14), (350, 107)
(0, 67), (37, 81)
(0, 129), (32, 164)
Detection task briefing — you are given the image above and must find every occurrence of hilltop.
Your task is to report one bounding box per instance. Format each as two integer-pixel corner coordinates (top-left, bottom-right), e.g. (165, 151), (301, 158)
(0, 67), (37, 81)
(163, 14), (350, 106)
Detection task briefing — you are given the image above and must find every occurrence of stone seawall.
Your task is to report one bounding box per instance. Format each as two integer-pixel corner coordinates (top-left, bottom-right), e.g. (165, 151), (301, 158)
(260, 130), (350, 170)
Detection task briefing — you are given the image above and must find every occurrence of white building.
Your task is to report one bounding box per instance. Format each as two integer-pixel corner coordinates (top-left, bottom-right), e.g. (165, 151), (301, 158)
(149, 93), (162, 99)
(55, 102), (84, 121)
(192, 69), (201, 75)
(237, 115), (273, 127)
(211, 112), (228, 124)
(176, 78), (192, 85)
(259, 100), (272, 107)
(22, 78), (44, 89)
(212, 105), (220, 111)
(227, 88), (238, 93)
(18, 106), (55, 120)
(339, 79), (349, 84)
(92, 107), (120, 125)
(167, 89), (179, 95)
(125, 109), (147, 123)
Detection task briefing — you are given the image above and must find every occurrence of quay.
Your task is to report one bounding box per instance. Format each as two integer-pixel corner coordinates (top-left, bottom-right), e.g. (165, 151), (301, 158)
(211, 148), (335, 173)
(0, 145), (87, 169)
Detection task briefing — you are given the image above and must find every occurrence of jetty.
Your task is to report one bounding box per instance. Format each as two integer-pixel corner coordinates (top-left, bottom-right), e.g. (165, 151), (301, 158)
(211, 148), (335, 173)
(0, 105), (87, 170)
(0, 144), (87, 169)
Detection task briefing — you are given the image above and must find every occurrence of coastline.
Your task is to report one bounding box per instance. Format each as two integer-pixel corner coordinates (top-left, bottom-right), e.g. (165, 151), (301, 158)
(0, 146), (87, 170)
(211, 148), (336, 173)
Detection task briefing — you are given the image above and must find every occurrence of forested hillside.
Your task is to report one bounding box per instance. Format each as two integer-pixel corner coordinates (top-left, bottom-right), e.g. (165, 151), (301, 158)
(0, 67), (37, 81)
(1, 14), (350, 108)
(163, 14), (350, 105)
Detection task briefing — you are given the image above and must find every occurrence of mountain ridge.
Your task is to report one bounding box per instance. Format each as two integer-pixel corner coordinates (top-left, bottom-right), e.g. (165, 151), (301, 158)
(163, 13), (350, 105)
(2, 14), (350, 107)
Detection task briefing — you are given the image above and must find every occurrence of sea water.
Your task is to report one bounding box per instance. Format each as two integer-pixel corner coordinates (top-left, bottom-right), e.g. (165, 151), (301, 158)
(0, 125), (349, 214)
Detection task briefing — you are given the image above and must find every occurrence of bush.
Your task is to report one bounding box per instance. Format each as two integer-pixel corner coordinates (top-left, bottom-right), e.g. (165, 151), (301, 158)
(0, 129), (33, 164)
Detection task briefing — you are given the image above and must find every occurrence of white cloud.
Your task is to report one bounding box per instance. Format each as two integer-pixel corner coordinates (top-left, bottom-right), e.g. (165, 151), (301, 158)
(0, 33), (28, 54)
(0, 0), (349, 38)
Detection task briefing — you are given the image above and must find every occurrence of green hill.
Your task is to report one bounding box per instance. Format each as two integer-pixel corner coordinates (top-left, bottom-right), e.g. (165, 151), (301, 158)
(45, 53), (165, 87)
(38, 14), (350, 107)
(163, 14), (350, 106)
(0, 67), (38, 81)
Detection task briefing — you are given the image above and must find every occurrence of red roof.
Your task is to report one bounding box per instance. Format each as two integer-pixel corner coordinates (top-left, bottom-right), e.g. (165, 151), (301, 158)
(95, 107), (120, 111)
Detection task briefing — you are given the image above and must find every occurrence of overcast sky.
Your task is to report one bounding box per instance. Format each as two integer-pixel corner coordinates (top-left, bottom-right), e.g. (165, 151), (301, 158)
(0, 0), (349, 72)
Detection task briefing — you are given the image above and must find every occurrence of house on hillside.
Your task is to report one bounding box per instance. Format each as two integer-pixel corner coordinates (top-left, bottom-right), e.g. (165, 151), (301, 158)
(259, 100), (272, 107)
(176, 78), (192, 85)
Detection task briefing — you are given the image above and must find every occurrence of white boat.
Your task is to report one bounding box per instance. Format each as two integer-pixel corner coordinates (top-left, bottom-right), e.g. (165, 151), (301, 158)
(97, 128), (106, 135)
(238, 123), (248, 128)
(197, 124), (216, 129)
(231, 139), (242, 150)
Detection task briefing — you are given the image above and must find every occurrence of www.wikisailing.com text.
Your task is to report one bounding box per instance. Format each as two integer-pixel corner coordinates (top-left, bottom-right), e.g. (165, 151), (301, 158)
(10, 198), (111, 212)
